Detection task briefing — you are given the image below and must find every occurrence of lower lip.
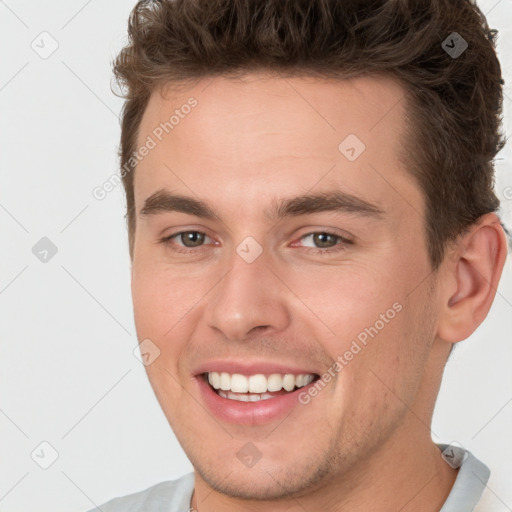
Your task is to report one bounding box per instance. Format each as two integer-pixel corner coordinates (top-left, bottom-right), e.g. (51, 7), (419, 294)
(195, 374), (318, 425)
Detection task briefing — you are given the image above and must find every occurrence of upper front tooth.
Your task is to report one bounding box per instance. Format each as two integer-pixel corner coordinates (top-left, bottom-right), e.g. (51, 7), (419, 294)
(220, 372), (231, 391)
(231, 374), (249, 393)
(249, 374), (267, 393)
(207, 371), (315, 393)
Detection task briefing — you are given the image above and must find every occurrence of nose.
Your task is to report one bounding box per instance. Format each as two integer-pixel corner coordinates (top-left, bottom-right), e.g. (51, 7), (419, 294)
(203, 244), (291, 342)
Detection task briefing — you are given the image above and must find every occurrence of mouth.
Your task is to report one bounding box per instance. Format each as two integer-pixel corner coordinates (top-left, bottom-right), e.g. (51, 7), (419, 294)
(202, 371), (320, 402)
(193, 362), (323, 424)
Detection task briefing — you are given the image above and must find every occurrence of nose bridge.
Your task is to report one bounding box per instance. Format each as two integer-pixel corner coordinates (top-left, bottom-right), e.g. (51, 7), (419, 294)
(204, 240), (290, 341)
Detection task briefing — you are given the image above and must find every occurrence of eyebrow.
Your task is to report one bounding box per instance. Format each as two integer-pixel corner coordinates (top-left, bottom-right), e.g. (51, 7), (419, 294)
(140, 189), (385, 222)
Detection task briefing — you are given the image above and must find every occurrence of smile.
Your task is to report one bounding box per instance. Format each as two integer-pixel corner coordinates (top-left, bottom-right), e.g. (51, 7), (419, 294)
(194, 362), (321, 424)
(205, 371), (316, 401)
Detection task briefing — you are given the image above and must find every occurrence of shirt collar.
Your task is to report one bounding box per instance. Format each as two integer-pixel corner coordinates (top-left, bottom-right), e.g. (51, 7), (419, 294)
(438, 443), (490, 512)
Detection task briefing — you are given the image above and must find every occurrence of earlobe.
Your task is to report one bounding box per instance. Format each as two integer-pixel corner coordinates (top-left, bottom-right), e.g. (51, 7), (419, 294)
(437, 214), (508, 343)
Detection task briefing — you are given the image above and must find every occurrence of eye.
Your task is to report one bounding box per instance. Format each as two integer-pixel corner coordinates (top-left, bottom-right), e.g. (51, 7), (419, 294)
(159, 230), (214, 253)
(293, 231), (352, 255)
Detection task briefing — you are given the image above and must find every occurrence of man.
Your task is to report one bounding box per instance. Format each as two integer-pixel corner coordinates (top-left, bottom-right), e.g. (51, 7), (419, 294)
(89, 0), (509, 510)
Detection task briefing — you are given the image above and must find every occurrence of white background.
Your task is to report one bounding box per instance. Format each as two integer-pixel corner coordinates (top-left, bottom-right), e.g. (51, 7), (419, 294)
(0, 1), (511, 510)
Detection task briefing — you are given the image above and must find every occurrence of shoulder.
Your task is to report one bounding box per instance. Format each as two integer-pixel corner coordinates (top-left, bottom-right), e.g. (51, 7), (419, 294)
(473, 464), (512, 512)
(85, 472), (195, 512)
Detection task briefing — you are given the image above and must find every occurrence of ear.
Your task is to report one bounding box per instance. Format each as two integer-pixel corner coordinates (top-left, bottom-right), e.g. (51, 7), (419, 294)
(437, 213), (509, 343)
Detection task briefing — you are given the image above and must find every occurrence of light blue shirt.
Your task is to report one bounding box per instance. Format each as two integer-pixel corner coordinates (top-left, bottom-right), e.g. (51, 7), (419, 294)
(87, 445), (490, 511)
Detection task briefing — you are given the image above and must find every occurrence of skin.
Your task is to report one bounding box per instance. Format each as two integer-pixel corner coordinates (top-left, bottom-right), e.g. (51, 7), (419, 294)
(130, 72), (508, 511)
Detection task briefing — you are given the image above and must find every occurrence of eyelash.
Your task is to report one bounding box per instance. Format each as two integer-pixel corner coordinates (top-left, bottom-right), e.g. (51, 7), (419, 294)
(158, 230), (353, 255)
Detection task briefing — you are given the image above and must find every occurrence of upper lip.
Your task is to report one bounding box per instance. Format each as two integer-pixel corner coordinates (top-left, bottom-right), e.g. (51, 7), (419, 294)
(193, 360), (320, 377)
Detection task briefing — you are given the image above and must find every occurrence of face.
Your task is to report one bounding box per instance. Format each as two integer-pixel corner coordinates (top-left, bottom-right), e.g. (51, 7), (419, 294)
(131, 73), (442, 500)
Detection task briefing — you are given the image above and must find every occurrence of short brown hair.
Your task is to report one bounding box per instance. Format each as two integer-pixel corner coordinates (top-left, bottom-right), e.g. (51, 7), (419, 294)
(113, 0), (506, 268)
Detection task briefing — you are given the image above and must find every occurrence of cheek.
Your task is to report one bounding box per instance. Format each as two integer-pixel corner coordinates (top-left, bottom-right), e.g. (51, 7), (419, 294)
(131, 267), (202, 415)
(131, 261), (202, 337)
(333, 288), (435, 424)
(131, 268), (193, 395)
(298, 256), (431, 399)
(131, 274), (167, 338)
(286, 258), (399, 337)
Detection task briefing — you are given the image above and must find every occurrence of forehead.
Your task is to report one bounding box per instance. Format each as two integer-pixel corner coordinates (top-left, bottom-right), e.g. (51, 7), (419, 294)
(134, 72), (421, 223)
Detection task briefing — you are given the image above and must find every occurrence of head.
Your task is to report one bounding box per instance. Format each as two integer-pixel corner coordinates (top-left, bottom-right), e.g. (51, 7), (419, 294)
(113, 0), (508, 502)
